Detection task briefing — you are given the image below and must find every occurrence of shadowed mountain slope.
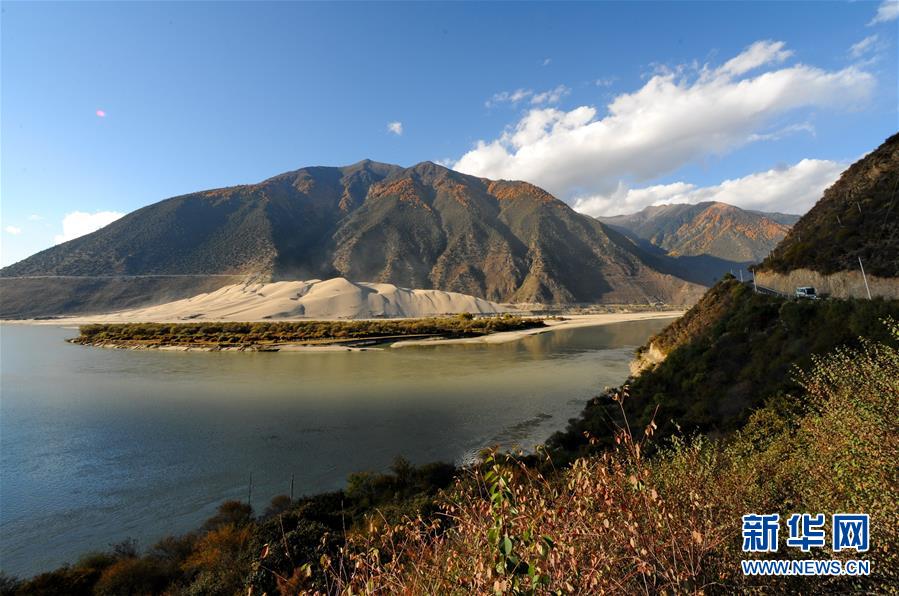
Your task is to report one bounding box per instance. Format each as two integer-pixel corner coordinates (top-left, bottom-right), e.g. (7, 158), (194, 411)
(759, 132), (899, 278)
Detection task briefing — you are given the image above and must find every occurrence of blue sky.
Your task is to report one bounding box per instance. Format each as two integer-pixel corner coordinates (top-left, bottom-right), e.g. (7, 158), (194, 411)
(2, 1), (897, 266)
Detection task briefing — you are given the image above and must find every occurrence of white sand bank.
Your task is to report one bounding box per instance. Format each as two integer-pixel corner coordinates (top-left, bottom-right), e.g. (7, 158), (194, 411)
(28, 278), (514, 324)
(390, 312), (683, 348)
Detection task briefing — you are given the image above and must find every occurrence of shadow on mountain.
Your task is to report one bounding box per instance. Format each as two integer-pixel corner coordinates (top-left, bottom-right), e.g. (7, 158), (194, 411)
(603, 225), (752, 287)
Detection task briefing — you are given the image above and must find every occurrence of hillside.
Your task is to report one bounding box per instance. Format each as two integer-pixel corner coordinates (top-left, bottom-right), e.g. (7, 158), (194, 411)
(0, 162), (704, 317)
(548, 278), (899, 461)
(629, 276), (746, 375)
(330, 322), (897, 594)
(747, 209), (800, 226)
(759, 132), (899, 278)
(2, 160), (402, 280)
(599, 201), (794, 263)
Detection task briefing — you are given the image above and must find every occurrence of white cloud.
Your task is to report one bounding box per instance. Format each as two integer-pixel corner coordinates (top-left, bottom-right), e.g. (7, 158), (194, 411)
(387, 121), (403, 136)
(486, 88), (533, 107)
(746, 122), (815, 143)
(715, 40), (793, 78)
(487, 85), (570, 108)
(850, 34), (880, 58)
(869, 0), (899, 25)
(574, 159), (846, 217)
(531, 85), (570, 105)
(5, 225), (22, 235)
(27, 214), (43, 221)
(452, 40), (874, 210)
(54, 211), (124, 244)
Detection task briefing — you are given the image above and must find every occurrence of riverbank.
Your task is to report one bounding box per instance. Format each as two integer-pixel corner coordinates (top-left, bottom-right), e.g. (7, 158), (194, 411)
(390, 311), (684, 347)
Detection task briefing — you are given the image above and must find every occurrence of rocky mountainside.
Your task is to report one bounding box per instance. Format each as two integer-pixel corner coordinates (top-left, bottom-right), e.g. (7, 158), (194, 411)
(599, 201), (795, 263)
(1, 161), (704, 317)
(746, 209), (800, 227)
(759, 132), (899, 278)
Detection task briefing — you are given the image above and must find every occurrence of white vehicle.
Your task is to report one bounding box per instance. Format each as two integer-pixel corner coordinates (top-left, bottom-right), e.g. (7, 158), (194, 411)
(795, 286), (818, 300)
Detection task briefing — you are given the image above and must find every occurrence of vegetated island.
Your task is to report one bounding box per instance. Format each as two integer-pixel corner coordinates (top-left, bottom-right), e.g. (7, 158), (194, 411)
(69, 314), (548, 351)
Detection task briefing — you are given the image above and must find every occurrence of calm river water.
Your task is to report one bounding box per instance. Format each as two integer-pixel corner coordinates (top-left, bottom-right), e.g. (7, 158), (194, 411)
(0, 319), (671, 576)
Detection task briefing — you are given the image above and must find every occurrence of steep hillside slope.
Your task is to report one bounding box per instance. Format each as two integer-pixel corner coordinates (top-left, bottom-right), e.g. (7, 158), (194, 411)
(548, 277), (899, 459)
(629, 276), (746, 374)
(1, 162), (704, 317)
(1, 160), (402, 279)
(331, 163), (700, 304)
(599, 201), (794, 263)
(747, 209), (800, 226)
(759, 132), (898, 278)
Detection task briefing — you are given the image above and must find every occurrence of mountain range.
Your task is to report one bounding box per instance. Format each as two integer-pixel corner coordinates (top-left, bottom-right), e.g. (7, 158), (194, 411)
(598, 202), (797, 263)
(594, 202), (798, 287)
(1, 161), (707, 317)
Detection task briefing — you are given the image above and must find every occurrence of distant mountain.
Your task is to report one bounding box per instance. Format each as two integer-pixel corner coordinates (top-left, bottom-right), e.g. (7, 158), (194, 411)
(598, 202), (795, 263)
(1, 161), (704, 317)
(759, 132), (899, 278)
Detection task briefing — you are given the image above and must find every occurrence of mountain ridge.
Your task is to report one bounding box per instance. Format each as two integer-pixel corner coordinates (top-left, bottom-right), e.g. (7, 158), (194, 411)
(598, 201), (796, 263)
(1, 161), (705, 317)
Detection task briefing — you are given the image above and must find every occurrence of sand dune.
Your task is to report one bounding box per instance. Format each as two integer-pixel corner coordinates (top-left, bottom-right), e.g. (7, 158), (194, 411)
(80, 278), (514, 322)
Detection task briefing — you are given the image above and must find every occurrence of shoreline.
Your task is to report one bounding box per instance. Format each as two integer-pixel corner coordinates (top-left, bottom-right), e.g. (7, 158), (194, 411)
(1, 305), (681, 327)
(390, 312), (684, 348)
(72, 341), (385, 353)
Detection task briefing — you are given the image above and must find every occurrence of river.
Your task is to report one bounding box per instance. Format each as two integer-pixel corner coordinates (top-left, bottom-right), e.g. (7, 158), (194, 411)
(0, 318), (671, 576)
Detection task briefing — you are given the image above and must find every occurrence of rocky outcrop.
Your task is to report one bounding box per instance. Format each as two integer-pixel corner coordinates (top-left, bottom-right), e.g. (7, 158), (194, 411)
(629, 341), (666, 376)
(627, 278), (748, 376)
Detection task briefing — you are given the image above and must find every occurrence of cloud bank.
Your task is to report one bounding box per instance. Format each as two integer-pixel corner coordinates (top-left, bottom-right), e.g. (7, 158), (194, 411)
(452, 41), (874, 215)
(55, 211), (124, 244)
(574, 159), (847, 217)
